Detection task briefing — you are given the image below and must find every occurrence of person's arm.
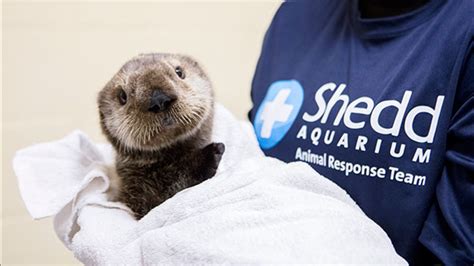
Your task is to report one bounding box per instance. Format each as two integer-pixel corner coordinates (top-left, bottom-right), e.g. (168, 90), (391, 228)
(418, 41), (474, 265)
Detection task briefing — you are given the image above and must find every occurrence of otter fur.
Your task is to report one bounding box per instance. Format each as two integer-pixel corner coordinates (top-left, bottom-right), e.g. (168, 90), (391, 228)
(98, 53), (225, 219)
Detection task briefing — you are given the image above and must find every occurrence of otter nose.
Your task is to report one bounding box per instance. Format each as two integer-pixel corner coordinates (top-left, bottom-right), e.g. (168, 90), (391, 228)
(148, 90), (176, 113)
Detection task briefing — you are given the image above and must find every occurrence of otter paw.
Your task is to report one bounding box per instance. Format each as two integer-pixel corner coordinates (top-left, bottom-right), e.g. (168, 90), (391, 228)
(200, 142), (225, 179)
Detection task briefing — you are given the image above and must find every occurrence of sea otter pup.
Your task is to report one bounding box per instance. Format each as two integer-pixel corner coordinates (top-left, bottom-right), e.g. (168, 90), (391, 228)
(98, 53), (225, 219)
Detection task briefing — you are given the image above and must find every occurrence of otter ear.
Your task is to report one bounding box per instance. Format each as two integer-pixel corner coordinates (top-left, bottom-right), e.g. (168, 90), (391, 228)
(177, 54), (200, 68)
(177, 54), (208, 78)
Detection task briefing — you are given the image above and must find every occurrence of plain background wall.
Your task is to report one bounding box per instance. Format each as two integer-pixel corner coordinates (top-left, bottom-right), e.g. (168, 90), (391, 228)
(2, 1), (280, 264)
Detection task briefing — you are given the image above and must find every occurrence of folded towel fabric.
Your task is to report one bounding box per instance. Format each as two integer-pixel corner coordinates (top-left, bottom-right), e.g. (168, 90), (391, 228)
(13, 104), (406, 264)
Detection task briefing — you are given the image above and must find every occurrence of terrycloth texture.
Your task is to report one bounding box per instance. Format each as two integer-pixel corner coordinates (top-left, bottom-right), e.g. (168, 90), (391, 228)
(14, 104), (406, 264)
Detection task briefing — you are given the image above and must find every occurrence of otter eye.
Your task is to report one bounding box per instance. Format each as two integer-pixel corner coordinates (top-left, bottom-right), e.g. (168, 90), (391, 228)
(118, 88), (127, 105)
(175, 66), (185, 79)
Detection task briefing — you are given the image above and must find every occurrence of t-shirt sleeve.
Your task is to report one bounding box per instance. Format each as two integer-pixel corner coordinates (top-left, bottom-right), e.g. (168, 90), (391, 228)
(418, 39), (474, 264)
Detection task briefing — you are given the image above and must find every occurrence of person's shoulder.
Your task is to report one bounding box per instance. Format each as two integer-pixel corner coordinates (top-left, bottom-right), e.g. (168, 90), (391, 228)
(446, 0), (474, 110)
(456, 0), (474, 12)
(426, 0), (473, 58)
(450, 0), (473, 51)
(440, 0), (473, 33)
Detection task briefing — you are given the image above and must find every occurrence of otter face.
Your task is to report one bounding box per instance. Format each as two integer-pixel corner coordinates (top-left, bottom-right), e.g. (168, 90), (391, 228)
(98, 53), (214, 152)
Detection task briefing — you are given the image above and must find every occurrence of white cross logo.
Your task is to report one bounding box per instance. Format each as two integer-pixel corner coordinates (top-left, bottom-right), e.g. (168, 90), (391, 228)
(259, 89), (294, 138)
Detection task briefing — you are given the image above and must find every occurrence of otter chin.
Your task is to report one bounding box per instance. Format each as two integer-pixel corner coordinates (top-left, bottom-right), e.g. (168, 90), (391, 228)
(98, 53), (225, 219)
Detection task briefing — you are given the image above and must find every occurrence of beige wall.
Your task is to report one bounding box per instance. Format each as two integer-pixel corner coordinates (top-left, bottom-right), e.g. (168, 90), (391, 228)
(2, 1), (280, 264)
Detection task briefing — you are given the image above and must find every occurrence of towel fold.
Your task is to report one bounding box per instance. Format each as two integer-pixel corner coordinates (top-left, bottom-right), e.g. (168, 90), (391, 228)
(13, 104), (406, 264)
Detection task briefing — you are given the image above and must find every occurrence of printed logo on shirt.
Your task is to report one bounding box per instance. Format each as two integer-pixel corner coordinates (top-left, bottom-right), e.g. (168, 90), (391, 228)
(253, 80), (304, 149)
(255, 80), (446, 187)
(300, 82), (444, 144)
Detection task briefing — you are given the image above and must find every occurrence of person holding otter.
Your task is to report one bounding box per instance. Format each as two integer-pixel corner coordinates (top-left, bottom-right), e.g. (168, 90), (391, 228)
(249, 0), (473, 264)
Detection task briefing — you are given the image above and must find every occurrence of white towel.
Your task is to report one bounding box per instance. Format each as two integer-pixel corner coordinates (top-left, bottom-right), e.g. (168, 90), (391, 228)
(13, 104), (406, 265)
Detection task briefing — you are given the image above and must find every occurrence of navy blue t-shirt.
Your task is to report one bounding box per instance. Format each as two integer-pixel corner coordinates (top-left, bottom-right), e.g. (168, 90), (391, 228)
(249, 0), (473, 264)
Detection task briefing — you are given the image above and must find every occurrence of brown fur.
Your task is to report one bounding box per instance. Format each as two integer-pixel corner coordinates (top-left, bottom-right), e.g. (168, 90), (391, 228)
(98, 53), (224, 219)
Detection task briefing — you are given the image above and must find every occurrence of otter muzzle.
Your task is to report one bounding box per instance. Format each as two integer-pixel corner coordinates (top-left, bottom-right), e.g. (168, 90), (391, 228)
(148, 90), (176, 113)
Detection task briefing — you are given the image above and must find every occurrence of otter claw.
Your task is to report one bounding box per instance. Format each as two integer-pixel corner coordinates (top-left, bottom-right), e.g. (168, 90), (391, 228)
(201, 142), (225, 178)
